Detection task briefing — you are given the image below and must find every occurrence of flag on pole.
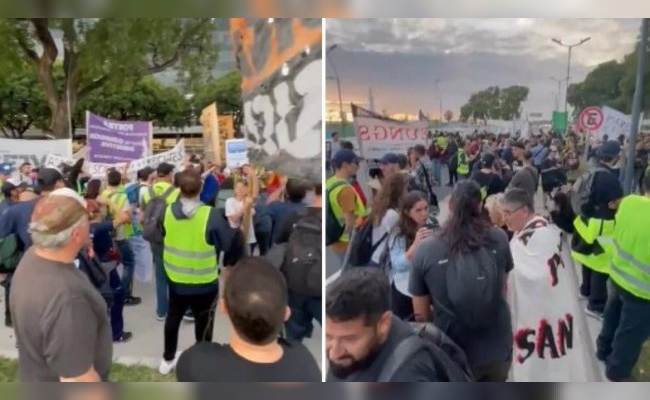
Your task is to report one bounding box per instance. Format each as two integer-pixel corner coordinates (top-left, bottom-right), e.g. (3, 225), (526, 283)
(418, 109), (430, 122)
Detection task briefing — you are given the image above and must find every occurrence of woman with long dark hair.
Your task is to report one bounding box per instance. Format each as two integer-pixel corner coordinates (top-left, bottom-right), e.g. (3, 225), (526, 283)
(367, 173), (408, 266)
(409, 180), (514, 382)
(388, 190), (435, 319)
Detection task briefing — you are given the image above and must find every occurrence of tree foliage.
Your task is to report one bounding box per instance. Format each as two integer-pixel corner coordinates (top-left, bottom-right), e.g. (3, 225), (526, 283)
(76, 78), (190, 129)
(0, 18), (218, 138)
(459, 85), (529, 122)
(567, 33), (650, 116)
(0, 61), (49, 137)
(192, 70), (243, 132)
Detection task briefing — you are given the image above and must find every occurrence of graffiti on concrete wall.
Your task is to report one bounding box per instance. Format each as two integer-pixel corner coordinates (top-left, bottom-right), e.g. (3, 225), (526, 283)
(230, 18), (322, 183)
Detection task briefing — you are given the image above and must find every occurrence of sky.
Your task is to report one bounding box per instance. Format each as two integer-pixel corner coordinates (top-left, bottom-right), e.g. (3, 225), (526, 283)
(326, 18), (642, 121)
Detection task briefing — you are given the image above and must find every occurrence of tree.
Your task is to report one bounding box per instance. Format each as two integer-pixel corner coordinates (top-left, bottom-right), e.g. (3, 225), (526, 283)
(566, 60), (627, 114)
(444, 110), (453, 122)
(192, 70), (243, 133)
(0, 18), (218, 138)
(76, 77), (190, 128)
(459, 85), (528, 122)
(0, 61), (50, 137)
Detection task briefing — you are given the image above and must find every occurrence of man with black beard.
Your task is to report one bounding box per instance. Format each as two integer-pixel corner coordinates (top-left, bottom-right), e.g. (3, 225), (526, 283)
(326, 268), (439, 382)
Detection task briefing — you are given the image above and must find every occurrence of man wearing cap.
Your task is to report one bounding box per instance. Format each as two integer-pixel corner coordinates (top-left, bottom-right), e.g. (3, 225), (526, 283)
(0, 163), (15, 203)
(100, 169), (141, 307)
(508, 143), (539, 199)
(0, 168), (66, 328)
(0, 178), (26, 216)
(140, 162), (180, 321)
(326, 149), (366, 263)
(572, 140), (624, 320)
(10, 188), (112, 382)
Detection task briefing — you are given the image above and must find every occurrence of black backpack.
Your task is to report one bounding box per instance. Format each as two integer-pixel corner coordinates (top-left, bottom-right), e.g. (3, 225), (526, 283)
(77, 249), (114, 309)
(142, 186), (175, 244)
(281, 209), (322, 297)
(437, 246), (501, 330)
(326, 180), (348, 246)
(345, 217), (389, 268)
(377, 322), (474, 382)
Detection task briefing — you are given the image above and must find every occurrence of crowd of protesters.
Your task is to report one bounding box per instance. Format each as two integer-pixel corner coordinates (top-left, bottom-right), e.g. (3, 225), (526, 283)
(0, 154), (322, 382)
(326, 128), (650, 382)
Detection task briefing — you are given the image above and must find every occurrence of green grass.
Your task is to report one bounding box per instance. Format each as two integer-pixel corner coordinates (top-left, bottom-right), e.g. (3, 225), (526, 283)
(0, 357), (176, 382)
(634, 341), (650, 381)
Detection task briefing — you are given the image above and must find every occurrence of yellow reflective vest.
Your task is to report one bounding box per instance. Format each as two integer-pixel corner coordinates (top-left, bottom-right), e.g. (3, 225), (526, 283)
(163, 205), (219, 285)
(326, 176), (366, 243)
(457, 150), (470, 176)
(597, 195), (650, 300)
(571, 215), (616, 274)
(101, 188), (133, 238)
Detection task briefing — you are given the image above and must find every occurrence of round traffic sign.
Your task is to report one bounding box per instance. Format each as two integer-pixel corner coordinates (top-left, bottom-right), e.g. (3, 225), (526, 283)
(579, 106), (604, 131)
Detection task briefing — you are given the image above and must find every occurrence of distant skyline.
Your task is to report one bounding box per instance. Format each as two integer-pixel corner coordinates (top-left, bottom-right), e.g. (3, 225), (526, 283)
(326, 18), (641, 121)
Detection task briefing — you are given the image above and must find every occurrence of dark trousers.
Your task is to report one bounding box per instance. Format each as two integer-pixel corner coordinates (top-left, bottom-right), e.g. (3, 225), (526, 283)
(254, 231), (271, 256)
(151, 243), (169, 317)
(391, 283), (413, 320)
(597, 282), (650, 381)
(108, 269), (125, 340)
(580, 265), (608, 312)
(116, 240), (135, 298)
(1, 274), (11, 324)
(472, 360), (512, 382)
(163, 288), (218, 361)
(448, 169), (458, 186)
(285, 291), (322, 342)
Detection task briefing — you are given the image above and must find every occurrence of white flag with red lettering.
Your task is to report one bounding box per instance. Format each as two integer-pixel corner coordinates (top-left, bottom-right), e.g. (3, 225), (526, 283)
(508, 217), (596, 382)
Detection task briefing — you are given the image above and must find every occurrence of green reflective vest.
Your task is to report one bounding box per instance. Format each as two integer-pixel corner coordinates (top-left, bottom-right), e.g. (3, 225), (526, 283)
(457, 150), (469, 176)
(142, 182), (180, 207)
(101, 189), (134, 238)
(326, 176), (366, 243)
(597, 195), (650, 300)
(163, 205), (219, 284)
(571, 215), (616, 274)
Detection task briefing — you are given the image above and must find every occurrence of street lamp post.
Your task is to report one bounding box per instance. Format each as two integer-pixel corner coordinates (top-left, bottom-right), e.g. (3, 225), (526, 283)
(435, 79), (443, 123)
(551, 37), (591, 115)
(327, 44), (345, 129)
(550, 77), (563, 111)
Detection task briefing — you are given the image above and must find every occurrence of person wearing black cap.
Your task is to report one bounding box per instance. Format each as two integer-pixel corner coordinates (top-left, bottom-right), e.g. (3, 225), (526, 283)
(572, 140), (624, 320)
(326, 149), (366, 263)
(0, 168), (65, 328)
(0, 178), (26, 216)
(471, 153), (506, 202)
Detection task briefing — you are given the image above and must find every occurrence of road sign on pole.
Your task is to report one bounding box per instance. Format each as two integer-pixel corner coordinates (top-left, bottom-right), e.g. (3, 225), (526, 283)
(579, 106), (604, 131)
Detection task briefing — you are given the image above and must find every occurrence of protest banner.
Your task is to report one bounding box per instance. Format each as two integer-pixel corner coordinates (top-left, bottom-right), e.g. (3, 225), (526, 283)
(86, 112), (153, 163)
(232, 18), (321, 183)
(200, 103), (222, 165)
(0, 138), (72, 170)
(508, 217), (598, 382)
(45, 140), (185, 178)
(225, 139), (249, 168)
(353, 116), (429, 159)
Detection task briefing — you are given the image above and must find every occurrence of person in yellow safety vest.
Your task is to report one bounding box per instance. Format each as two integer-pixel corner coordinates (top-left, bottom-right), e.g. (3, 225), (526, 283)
(100, 169), (142, 307)
(457, 148), (470, 179)
(139, 162), (181, 321)
(572, 140), (624, 320)
(157, 169), (232, 376)
(595, 177), (650, 382)
(326, 149), (366, 264)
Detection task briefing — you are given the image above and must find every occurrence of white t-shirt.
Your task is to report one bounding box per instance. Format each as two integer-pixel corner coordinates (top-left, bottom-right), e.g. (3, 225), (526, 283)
(225, 197), (257, 244)
(370, 209), (400, 264)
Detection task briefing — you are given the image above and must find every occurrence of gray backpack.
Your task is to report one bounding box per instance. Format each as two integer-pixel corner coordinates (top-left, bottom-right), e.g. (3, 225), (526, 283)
(570, 167), (608, 216)
(142, 186), (175, 244)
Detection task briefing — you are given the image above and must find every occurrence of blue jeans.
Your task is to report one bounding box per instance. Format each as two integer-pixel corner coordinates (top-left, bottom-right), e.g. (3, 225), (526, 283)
(285, 291), (322, 342)
(432, 158), (442, 184)
(116, 240), (135, 298)
(151, 243), (169, 317)
(597, 281), (650, 381)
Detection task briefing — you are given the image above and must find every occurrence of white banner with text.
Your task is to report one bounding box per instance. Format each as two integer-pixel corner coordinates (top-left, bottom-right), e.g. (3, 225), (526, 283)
(354, 117), (429, 159)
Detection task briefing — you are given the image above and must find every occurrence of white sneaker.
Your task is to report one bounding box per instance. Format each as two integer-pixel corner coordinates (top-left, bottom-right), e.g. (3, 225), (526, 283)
(158, 352), (181, 375)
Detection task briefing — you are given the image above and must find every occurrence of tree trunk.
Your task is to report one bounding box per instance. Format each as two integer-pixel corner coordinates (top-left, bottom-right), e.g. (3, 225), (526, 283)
(49, 100), (72, 139)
